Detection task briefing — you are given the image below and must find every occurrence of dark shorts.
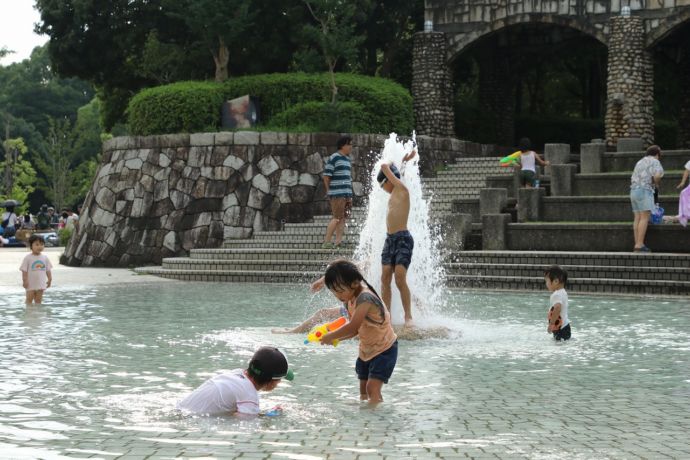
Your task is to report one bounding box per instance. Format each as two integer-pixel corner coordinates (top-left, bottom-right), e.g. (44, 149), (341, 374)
(356, 340), (398, 384)
(381, 230), (414, 269)
(553, 323), (571, 341)
(519, 169), (536, 187)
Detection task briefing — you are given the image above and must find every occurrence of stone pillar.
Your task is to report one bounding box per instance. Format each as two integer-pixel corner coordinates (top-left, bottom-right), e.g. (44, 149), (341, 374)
(443, 213), (473, 251)
(412, 32), (455, 137)
(605, 16), (654, 148)
(544, 143), (570, 175)
(478, 47), (515, 146)
(480, 188), (508, 216)
(550, 164), (577, 196)
(482, 214), (511, 250)
(679, 56), (690, 148)
(580, 143), (605, 173)
(617, 137), (644, 152)
(517, 188), (544, 222)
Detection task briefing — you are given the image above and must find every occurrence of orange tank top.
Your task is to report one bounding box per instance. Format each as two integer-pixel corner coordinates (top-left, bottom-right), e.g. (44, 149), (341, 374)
(346, 290), (397, 361)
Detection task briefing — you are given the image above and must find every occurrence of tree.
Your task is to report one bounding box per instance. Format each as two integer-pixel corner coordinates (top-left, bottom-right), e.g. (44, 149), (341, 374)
(302, 0), (364, 102)
(165, 0), (254, 82)
(1, 136), (36, 215)
(35, 118), (77, 212)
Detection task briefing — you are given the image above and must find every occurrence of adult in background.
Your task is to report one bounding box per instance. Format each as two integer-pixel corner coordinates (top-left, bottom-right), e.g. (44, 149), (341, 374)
(1, 205), (20, 237)
(36, 204), (52, 230)
(321, 135), (354, 249)
(630, 145), (664, 252)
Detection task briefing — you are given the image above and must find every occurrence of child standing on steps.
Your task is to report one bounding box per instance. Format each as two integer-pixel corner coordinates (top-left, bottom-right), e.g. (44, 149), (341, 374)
(544, 265), (571, 341)
(516, 137), (549, 189)
(20, 234), (53, 305)
(318, 260), (398, 404)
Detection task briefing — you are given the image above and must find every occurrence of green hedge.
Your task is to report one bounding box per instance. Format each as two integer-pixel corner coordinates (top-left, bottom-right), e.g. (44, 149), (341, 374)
(128, 73), (413, 135)
(269, 101), (373, 133)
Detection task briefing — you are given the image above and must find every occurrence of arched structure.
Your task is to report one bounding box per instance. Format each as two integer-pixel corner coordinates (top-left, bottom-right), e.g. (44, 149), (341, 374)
(413, 1), (690, 147)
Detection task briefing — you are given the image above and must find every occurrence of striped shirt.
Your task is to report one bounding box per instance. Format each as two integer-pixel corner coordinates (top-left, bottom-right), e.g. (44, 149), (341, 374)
(323, 152), (353, 197)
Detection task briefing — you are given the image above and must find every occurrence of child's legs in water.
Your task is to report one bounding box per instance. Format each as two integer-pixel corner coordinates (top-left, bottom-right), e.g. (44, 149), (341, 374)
(25, 290), (39, 304)
(360, 378), (384, 403)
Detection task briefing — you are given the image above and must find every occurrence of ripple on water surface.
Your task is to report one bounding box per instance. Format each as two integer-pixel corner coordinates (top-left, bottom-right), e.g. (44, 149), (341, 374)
(0, 283), (689, 459)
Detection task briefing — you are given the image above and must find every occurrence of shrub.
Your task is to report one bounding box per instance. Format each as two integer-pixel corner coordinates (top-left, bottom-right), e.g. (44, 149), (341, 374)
(269, 101), (373, 133)
(127, 73), (413, 135)
(58, 227), (73, 247)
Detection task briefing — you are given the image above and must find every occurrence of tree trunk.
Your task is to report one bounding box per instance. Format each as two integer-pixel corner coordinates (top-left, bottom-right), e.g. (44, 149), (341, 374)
(212, 36), (230, 82)
(328, 61), (338, 104)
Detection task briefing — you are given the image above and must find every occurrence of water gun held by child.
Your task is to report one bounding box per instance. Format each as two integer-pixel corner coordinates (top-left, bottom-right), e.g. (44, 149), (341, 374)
(304, 316), (347, 346)
(499, 151), (522, 167)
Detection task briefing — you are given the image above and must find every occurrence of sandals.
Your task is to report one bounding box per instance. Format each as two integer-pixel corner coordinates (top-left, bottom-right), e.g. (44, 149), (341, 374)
(633, 245), (651, 253)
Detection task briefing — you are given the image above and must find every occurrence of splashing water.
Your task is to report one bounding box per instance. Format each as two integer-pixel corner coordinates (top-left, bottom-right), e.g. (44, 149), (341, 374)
(354, 133), (448, 326)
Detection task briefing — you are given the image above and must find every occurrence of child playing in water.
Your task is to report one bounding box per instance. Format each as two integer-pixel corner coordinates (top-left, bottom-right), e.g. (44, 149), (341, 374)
(318, 260), (398, 403)
(377, 149), (417, 327)
(177, 346), (293, 416)
(20, 234), (53, 305)
(544, 265), (571, 341)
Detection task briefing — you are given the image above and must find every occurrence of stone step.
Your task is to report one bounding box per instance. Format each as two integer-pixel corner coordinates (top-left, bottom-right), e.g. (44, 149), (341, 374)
(446, 262), (690, 282)
(162, 257), (331, 272)
(451, 250), (690, 268)
(134, 267), (321, 283)
(190, 248), (354, 260)
(446, 275), (690, 295)
(223, 241), (357, 249)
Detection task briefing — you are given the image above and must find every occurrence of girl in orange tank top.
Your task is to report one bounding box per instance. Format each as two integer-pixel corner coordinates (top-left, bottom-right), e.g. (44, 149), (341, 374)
(318, 260), (398, 404)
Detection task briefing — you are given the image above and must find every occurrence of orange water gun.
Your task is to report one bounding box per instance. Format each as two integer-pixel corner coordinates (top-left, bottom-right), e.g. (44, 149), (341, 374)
(304, 316), (347, 346)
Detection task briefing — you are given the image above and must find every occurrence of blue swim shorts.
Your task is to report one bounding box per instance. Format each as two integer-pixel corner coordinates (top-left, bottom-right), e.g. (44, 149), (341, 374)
(630, 187), (654, 212)
(355, 341), (398, 384)
(381, 230), (414, 269)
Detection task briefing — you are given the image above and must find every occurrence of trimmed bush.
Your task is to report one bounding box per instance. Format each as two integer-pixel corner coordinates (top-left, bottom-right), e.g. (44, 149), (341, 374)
(269, 101), (373, 133)
(128, 73), (413, 135)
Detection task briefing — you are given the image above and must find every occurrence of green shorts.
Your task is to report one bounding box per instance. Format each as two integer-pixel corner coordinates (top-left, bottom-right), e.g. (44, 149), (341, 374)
(519, 170), (536, 187)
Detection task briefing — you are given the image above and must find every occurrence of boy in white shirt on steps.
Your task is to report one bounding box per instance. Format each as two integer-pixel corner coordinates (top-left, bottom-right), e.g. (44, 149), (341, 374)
(544, 265), (571, 341)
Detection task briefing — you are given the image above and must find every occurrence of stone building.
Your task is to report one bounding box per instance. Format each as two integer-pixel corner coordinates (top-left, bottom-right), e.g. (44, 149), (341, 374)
(413, 1), (690, 147)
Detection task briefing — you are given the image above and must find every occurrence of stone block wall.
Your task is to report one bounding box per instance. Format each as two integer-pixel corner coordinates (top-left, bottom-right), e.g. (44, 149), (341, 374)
(62, 131), (488, 267)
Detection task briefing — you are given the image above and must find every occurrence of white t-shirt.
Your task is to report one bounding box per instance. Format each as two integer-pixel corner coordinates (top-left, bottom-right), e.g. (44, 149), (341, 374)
(520, 151), (537, 172)
(685, 160), (690, 171)
(549, 288), (569, 328)
(19, 253), (53, 291)
(2, 211), (19, 228)
(177, 369), (260, 416)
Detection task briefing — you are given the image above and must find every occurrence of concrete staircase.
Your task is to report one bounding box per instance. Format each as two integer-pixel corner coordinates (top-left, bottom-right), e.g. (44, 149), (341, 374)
(136, 153), (690, 295)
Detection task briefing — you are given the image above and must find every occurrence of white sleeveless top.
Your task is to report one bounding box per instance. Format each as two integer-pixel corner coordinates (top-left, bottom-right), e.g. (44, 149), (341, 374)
(520, 151), (537, 172)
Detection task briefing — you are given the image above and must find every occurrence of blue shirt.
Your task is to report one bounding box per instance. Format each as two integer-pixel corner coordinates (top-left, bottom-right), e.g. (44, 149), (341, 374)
(323, 152), (353, 197)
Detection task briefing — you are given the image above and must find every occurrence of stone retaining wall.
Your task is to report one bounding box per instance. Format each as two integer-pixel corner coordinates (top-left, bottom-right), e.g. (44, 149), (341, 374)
(63, 131), (497, 267)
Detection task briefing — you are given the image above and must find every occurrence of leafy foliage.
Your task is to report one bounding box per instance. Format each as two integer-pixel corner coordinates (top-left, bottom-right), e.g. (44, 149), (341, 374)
(269, 101), (373, 132)
(127, 73), (413, 135)
(1, 138), (36, 214)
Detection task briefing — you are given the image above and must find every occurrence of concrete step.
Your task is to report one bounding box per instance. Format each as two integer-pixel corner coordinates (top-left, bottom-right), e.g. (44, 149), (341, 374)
(447, 262), (690, 282)
(134, 267), (321, 283)
(250, 232), (359, 243)
(162, 257), (331, 272)
(223, 241), (357, 249)
(446, 274), (690, 296)
(190, 248), (354, 260)
(451, 250), (690, 268)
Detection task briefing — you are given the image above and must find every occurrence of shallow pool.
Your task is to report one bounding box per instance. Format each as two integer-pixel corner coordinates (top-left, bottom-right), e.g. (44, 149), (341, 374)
(1, 283), (689, 459)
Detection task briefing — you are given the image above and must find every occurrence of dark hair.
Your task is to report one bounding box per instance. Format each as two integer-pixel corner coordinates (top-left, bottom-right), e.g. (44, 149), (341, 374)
(247, 346), (290, 385)
(28, 234), (45, 248)
(376, 163), (401, 187)
(324, 259), (383, 302)
(544, 265), (568, 286)
(646, 145), (661, 157)
(337, 135), (353, 150)
(518, 137), (532, 152)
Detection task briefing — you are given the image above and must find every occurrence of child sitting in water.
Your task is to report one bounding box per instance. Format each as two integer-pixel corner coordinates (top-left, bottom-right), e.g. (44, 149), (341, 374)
(177, 346), (293, 416)
(318, 259), (398, 403)
(20, 234), (53, 305)
(544, 265), (571, 341)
